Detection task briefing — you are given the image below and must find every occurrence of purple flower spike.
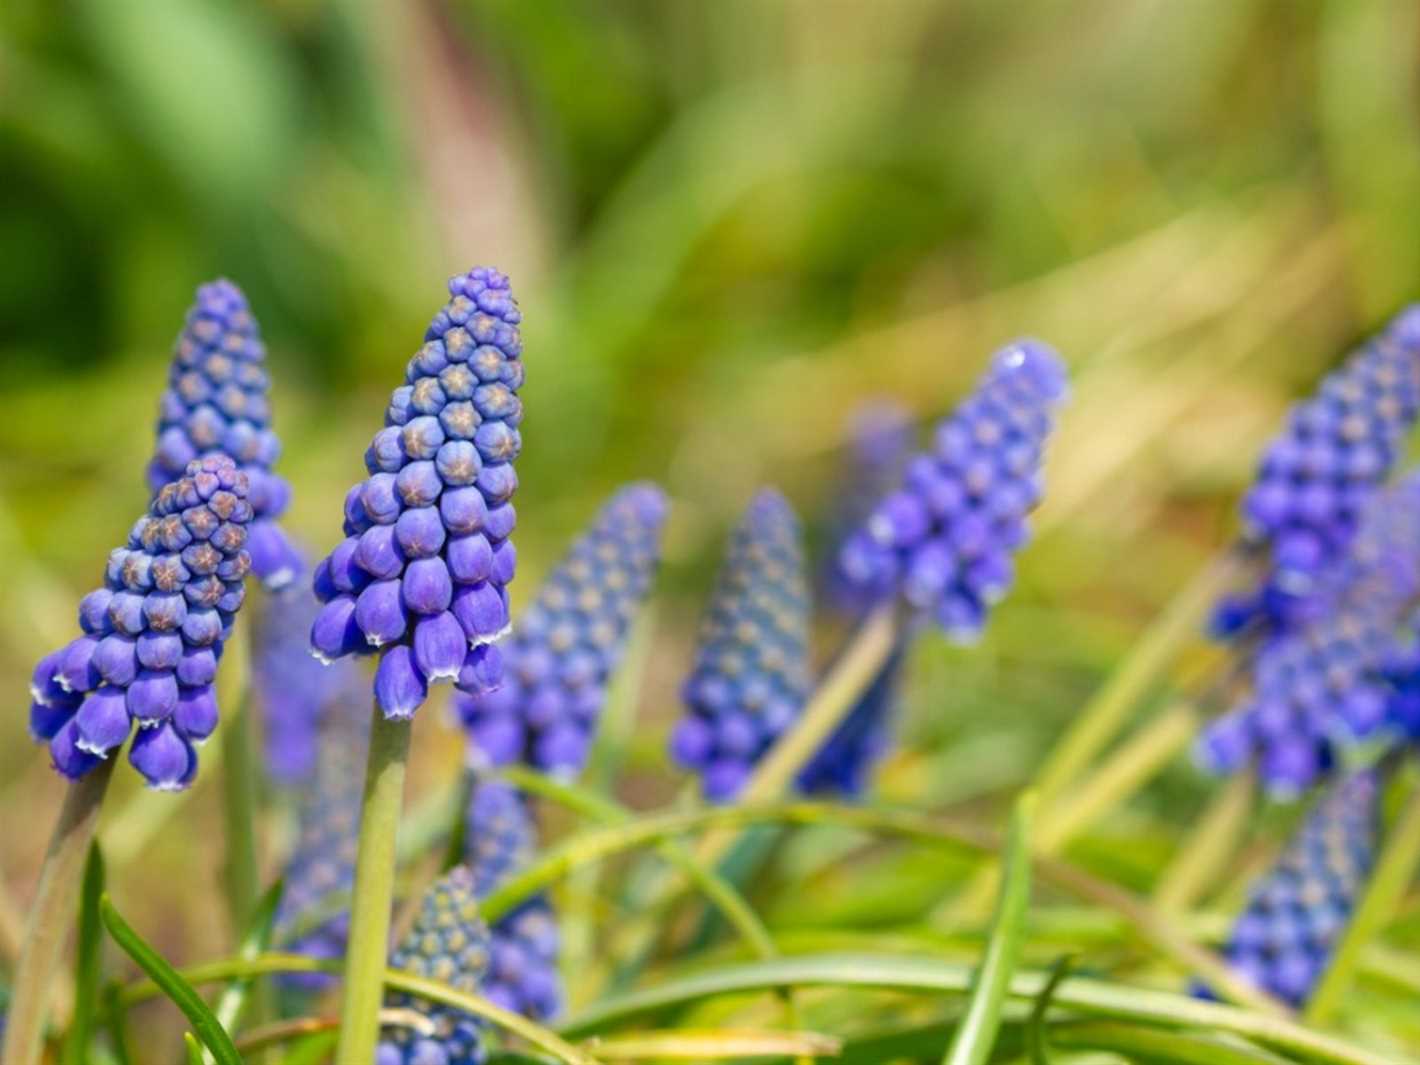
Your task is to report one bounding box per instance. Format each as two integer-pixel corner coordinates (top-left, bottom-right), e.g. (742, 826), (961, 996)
(30, 456), (253, 786)
(1199, 769), (1380, 1007)
(456, 484), (668, 777)
(836, 340), (1066, 639)
(670, 489), (811, 801)
(1198, 472), (1420, 796)
(147, 280), (299, 590)
(312, 268), (524, 719)
(1214, 308), (1420, 641)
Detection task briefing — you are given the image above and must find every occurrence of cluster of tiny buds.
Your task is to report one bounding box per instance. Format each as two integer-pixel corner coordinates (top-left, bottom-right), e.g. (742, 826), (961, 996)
(311, 268), (523, 718)
(836, 340), (1067, 639)
(671, 489), (813, 801)
(29, 456), (251, 788)
(1213, 769), (1380, 1007)
(148, 279), (301, 589)
(378, 866), (492, 1065)
(1214, 307), (1420, 639)
(458, 483), (669, 777)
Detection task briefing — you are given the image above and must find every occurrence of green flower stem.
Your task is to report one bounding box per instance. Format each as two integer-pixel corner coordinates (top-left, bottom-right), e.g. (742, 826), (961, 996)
(217, 618), (259, 933)
(333, 704), (411, 1065)
(1306, 770), (1420, 1025)
(1030, 549), (1241, 806)
(1153, 769), (1255, 914)
(2, 758), (116, 1065)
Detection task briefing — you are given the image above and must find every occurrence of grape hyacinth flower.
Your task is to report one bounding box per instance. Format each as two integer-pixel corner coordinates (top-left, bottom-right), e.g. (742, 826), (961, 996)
(1208, 769), (1381, 1007)
(670, 490), (812, 801)
(462, 778), (561, 1021)
(836, 340), (1067, 640)
(254, 582), (363, 785)
(458, 484), (668, 776)
(311, 267), (523, 717)
(275, 708), (367, 990)
(377, 865), (492, 1065)
(147, 280), (301, 589)
(1378, 613), (1420, 743)
(1198, 472), (1420, 795)
(822, 401), (914, 615)
(29, 455), (252, 789)
(797, 649), (904, 796)
(1213, 308), (1420, 640)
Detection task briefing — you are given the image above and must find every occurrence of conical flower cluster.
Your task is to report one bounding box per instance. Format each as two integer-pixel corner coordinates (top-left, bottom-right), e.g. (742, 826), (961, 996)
(1216, 769), (1381, 1007)
(836, 340), (1067, 639)
(1214, 308), (1420, 640)
(274, 706), (367, 989)
(254, 582), (363, 784)
(1198, 472), (1420, 795)
(312, 268), (523, 718)
(463, 778), (562, 1021)
(29, 455), (252, 788)
(458, 484), (668, 776)
(670, 490), (812, 801)
(147, 280), (300, 589)
(377, 865), (492, 1065)
(822, 401), (914, 615)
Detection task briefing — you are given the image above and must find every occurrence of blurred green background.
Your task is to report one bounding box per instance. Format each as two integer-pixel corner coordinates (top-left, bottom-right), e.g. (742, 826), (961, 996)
(3, 0), (1420, 1048)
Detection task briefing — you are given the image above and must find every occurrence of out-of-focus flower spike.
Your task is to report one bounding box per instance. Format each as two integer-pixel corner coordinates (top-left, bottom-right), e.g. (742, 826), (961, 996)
(836, 339), (1067, 640)
(377, 865), (492, 1065)
(671, 489), (812, 802)
(1213, 308), (1420, 640)
(312, 268), (524, 719)
(148, 280), (301, 590)
(457, 484), (668, 776)
(28, 456), (252, 788)
(1198, 470), (1420, 795)
(1204, 768), (1382, 1007)
(462, 777), (562, 1023)
(797, 649), (905, 796)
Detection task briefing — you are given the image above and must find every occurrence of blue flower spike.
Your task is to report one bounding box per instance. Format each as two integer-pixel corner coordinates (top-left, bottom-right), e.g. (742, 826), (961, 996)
(671, 489), (813, 801)
(148, 279), (301, 589)
(836, 339), (1067, 640)
(311, 267), (524, 718)
(457, 483), (669, 777)
(29, 455), (253, 789)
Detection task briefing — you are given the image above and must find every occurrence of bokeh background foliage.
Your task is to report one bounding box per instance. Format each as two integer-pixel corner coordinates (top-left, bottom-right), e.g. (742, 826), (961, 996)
(3, 0), (1420, 1056)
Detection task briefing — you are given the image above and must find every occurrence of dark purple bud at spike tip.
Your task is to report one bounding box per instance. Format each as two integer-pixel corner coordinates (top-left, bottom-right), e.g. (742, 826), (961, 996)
(1215, 307), (1420, 641)
(666, 489), (808, 802)
(311, 267), (523, 721)
(28, 455), (253, 786)
(148, 281), (298, 590)
(835, 341), (1066, 640)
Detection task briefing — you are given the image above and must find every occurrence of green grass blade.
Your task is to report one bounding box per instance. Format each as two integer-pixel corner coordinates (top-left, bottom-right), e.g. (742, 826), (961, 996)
(60, 843), (105, 1065)
(1049, 1022), (1296, 1065)
(1027, 955), (1074, 1065)
(99, 895), (242, 1065)
(582, 1029), (842, 1059)
(212, 876), (283, 1035)
(183, 1032), (205, 1065)
(942, 793), (1034, 1065)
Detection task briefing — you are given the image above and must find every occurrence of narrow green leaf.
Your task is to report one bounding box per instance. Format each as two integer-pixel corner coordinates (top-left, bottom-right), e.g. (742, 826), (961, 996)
(103, 981), (135, 1065)
(99, 894), (243, 1065)
(280, 1030), (339, 1065)
(582, 1028), (842, 1059)
(942, 792), (1034, 1065)
(183, 1032), (205, 1065)
(1027, 954), (1074, 1065)
(61, 843), (105, 1065)
(1050, 1021), (1296, 1065)
(213, 877), (284, 1035)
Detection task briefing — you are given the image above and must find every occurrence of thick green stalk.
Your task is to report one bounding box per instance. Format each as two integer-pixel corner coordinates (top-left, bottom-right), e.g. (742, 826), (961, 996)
(333, 705), (411, 1065)
(216, 618), (258, 933)
(1306, 772), (1420, 1025)
(2, 759), (116, 1065)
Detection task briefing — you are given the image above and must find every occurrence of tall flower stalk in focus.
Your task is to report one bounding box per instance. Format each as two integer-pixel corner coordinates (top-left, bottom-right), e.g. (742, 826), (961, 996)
(311, 267), (524, 1063)
(5, 456), (254, 1065)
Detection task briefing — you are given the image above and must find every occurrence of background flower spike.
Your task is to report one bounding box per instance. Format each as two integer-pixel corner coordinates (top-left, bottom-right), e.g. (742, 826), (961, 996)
(147, 279), (301, 590)
(312, 267), (525, 718)
(457, 482), (669, 777)
(671, 489), (812, 801)
(28, 455), (253, 788)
